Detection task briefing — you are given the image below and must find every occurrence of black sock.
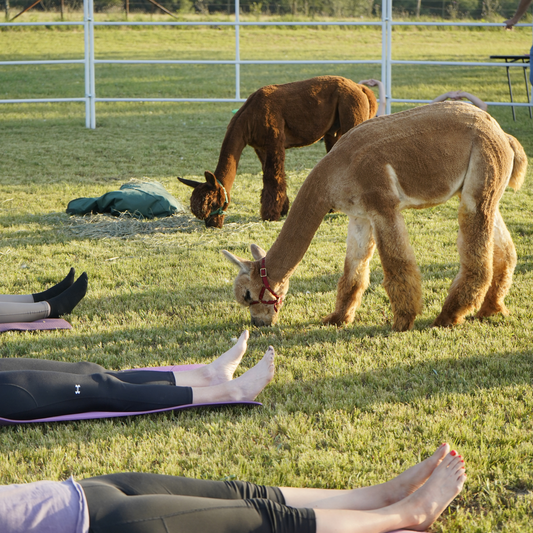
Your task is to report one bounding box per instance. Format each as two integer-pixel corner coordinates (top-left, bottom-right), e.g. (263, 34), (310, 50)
(47, 272), (88, 318)
(33, 268), (75, 302)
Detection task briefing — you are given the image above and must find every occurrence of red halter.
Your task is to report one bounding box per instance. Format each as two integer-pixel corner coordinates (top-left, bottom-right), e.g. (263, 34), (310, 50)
(249, 258), (283, 312)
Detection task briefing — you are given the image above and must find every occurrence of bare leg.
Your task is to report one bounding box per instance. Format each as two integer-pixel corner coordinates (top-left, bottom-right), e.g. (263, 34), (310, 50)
(312, 451), (466, 533)
(281, 444), (449, 510)
(173, 331), (249, 387)
(191, 346), (275, 404)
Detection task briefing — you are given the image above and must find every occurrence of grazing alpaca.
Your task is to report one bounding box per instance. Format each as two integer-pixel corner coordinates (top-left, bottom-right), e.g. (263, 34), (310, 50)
(222, 103), (527, 331)
(178, 76), (378, 228)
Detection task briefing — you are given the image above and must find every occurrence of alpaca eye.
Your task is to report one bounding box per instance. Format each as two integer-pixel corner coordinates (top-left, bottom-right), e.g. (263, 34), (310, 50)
(244, 290), (251, 302)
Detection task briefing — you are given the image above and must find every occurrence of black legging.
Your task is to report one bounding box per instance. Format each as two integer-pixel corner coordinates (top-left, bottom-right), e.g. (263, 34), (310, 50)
(80, 472), (316, 533)
(0, 359), (192, 420)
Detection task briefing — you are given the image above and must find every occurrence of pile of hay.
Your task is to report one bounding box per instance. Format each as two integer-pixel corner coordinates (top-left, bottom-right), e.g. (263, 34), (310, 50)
(67, 211), (202, 240)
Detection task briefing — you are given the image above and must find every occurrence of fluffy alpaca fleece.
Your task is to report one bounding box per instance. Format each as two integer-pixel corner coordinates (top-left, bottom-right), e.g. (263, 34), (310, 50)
(178, 76), (378, 227)
(223, 102), (527, 331)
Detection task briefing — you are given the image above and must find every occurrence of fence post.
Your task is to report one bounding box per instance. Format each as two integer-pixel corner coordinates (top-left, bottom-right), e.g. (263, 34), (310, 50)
(384, 0), (392, 115)
(84, 0), (91, 128)
(235, 0), (240, 101)
(88, 0), (96, 128)
(83, 0), (96, 128)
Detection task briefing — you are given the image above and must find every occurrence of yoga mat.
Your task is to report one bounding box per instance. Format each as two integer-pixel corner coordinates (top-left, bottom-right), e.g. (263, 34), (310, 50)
(0, 319), (72, 333)
(0, 364), (261, 425)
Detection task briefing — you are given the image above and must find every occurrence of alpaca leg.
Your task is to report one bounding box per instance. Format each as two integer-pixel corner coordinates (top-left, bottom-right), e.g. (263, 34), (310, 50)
(475, 207), (516, 319)
(433, 196), (495, 327)
(254, 147), (266, 172)
(372, 211), (423, 332)
(324, 133), (338, 152)
(323, 216), (376, 326)
(260, 141), (289, 221)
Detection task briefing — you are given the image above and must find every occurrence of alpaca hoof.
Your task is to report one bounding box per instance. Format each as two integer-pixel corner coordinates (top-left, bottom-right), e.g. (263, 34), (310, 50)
(261, 212), (282, 222)
(392, 313), (416, 332)
(432, 313), (464, 328)
(322, 312), (346, 326)
(260, 204), (282, 221)
(475, 303), (509, 319)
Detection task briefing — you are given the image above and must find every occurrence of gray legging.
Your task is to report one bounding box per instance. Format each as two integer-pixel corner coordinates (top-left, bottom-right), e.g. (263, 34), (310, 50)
(0, 294), (49, 323)
(0, 359), (193, 420)
(80, 472), (316, 533)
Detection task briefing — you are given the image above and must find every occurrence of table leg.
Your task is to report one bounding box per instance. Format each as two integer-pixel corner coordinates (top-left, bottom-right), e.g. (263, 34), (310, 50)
(522, 64), (532, 119)
(506, 63), (517, 121)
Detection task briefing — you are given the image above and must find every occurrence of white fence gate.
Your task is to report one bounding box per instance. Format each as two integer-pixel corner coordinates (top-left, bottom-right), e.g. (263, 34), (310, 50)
(0, 0), (531, 128)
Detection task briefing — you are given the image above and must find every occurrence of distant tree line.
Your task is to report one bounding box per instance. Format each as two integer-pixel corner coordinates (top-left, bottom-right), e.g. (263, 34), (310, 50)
(4, 0), (521, 19)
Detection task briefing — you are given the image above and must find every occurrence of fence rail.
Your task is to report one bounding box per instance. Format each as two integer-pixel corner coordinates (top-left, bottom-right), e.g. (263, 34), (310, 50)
(0, 0), (531, 127)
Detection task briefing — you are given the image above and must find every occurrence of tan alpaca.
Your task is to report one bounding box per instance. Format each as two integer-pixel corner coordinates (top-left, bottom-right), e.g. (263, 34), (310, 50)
(178, 76), (378, 228)
(222, 102), (527, 331)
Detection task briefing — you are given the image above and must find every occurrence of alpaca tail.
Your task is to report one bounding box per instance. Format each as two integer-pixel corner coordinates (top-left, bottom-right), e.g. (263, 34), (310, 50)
(507, 134), (527, 191)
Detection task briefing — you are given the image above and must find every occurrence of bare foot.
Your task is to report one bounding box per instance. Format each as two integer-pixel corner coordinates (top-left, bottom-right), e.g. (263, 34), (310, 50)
(404, 451), (466, 531)
(174, 331), (249, 387)
(380, 443), (450, 505)
(226, 346), (275, 401)
(202, 330), (250, 385)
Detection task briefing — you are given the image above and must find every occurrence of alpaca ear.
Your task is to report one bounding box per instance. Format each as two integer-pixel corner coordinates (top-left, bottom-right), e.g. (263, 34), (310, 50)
(250, 244), (267, 260)
(222, 250), (251, 273)
(177, 177), (203, 189)
(204, 171), (217, 188)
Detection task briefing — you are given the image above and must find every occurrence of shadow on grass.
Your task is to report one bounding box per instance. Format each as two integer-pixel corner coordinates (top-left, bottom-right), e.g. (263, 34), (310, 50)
(268, 347), (533, 415)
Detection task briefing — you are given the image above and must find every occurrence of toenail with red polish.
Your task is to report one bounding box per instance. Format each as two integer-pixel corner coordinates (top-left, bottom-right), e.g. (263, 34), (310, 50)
(451, 450), (457, 456)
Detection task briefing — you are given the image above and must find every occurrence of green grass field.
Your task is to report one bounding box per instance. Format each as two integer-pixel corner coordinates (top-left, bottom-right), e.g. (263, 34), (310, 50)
(0, 18), (532, 532)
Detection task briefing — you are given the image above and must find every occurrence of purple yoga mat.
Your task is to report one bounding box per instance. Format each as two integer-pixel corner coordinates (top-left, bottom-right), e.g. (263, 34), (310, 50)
(0, 364), (261, 425)
(0, 319), (72, 333)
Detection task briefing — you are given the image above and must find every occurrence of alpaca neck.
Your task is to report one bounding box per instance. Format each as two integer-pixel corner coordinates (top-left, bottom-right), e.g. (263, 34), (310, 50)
(213, 120), (248, 193)
(265, 170), (332, 286)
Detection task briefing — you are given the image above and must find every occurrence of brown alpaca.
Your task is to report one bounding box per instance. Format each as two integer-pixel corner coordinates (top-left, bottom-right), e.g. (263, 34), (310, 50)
(222, 103), (527, 331)
(178, 76), (378, 228)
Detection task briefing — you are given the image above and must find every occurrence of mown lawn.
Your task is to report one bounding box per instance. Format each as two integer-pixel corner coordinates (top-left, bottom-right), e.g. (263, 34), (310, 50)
(0, 17), (532, 532)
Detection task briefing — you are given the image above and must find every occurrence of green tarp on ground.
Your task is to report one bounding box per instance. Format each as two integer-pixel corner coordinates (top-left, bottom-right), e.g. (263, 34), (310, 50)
(66, 182), (185, 219)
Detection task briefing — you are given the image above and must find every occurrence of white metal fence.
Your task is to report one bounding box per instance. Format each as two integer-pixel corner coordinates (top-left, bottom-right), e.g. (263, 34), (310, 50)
(1, 0), (532, 128)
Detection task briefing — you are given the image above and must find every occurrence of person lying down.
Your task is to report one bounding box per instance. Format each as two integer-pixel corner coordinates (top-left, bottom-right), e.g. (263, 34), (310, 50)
(0, 444), (466, 533)
(0, 330), (274, 420)
(0, 268), (87, 324)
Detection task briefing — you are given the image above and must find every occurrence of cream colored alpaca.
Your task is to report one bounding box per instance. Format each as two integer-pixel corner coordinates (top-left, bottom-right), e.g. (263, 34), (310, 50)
(223, 103), (527, 331)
